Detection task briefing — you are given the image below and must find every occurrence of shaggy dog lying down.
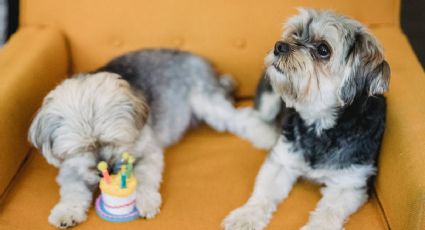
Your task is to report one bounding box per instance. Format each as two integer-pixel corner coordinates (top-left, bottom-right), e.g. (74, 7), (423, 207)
(28, 49), (277, 228)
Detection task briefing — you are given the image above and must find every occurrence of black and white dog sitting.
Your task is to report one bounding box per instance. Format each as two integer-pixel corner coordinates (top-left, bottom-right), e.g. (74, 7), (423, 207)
(223, 9), (390, 230)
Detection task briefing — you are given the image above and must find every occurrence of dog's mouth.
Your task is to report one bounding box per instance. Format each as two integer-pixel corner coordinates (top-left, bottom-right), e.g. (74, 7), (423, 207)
(272, 63), (285, 74)
(265, 50), (294, 76)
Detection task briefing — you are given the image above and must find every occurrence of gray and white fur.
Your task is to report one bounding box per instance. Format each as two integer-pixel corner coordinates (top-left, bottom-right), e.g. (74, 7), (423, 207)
(29, 49), (278, 228)
(97, 49), (277, 149)
(223, 9), (390, 230)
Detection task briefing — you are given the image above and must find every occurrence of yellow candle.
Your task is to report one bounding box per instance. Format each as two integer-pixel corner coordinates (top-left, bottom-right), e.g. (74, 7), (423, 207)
(97, 161), (111, 184)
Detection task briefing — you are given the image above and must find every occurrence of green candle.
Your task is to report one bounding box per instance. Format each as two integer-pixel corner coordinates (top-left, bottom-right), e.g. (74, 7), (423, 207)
(127, 156), (135, 178)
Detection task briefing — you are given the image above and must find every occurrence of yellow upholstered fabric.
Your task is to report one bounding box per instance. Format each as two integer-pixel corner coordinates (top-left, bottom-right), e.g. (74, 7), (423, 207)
(0, 27), (68, 198)
(0, 125), (387, 230)
(0, 0), (424, 230)
(373, 27), (425, 230)
(20, 0), (400, 97)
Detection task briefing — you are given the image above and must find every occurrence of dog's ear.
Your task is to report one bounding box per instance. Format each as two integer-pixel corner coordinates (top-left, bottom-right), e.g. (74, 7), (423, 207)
(368, 59), (390, 96)
(339, 31), (391, 105)
(28, 98), (62, 167)
(132, 94), (150, 129)
(115, 76), (150, 130)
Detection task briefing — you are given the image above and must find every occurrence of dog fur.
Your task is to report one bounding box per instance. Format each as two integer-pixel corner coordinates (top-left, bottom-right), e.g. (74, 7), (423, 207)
(223, 9), (390, 230)
(29, 49), (278, 228)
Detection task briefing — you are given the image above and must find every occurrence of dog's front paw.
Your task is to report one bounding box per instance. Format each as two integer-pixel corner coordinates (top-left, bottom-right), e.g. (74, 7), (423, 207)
(136, 190), (162, 219)
(300, 223), (343, 230)
(48, 202), (88, 229)
(222, 206), (269, 230)
(301, 213), (344, 230)
(300, 208), (345, 230)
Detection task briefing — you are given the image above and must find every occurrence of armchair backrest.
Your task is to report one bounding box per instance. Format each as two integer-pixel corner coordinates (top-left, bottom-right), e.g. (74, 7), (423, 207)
(20, 0), (400, 97)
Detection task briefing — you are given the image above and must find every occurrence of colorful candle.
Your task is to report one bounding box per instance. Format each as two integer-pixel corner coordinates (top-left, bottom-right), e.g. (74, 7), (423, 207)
(121, 164), (127, 188)
(97, 161), (111, 184)
(122, 152), (130, 161)
(127, 156), (135, 178)
(112, 160), (121, 174)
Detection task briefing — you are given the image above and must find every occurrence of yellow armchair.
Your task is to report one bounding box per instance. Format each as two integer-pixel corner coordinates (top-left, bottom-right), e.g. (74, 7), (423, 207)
(0, 1), (424, 229)
(0, 26), (68, 196)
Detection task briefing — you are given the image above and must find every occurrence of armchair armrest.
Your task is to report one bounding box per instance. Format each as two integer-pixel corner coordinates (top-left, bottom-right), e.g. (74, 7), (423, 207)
(0, 26), (68, 199)
(374, 28), (425, 230)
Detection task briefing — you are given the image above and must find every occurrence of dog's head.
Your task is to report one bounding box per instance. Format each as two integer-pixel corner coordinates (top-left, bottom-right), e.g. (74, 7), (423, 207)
(265, 8), (390, 117)
(28, 72), (149, 166)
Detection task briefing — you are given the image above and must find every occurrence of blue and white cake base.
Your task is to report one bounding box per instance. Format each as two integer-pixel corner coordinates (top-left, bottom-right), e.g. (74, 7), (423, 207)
(95, 195), (139, 222)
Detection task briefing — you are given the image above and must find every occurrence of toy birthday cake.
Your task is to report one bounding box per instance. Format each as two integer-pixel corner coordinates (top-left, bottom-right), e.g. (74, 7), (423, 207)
(95, 152), (139, 222)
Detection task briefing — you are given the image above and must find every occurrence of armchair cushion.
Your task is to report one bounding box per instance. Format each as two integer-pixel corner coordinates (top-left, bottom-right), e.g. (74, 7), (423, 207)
(0, 125), (387, 230)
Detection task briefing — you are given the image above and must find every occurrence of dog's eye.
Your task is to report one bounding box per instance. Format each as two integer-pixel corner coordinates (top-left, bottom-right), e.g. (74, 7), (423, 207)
(317, 44), (331, 58)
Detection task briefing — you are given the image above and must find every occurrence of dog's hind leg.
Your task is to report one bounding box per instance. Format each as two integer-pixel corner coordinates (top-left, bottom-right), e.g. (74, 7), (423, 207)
(48, 153), (99, 229)
(189, 86), (278, 150)
(218, 74), (237, 101)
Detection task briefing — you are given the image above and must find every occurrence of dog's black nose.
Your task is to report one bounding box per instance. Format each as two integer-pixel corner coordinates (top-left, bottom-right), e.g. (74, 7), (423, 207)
(274, 41), (290, 55)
